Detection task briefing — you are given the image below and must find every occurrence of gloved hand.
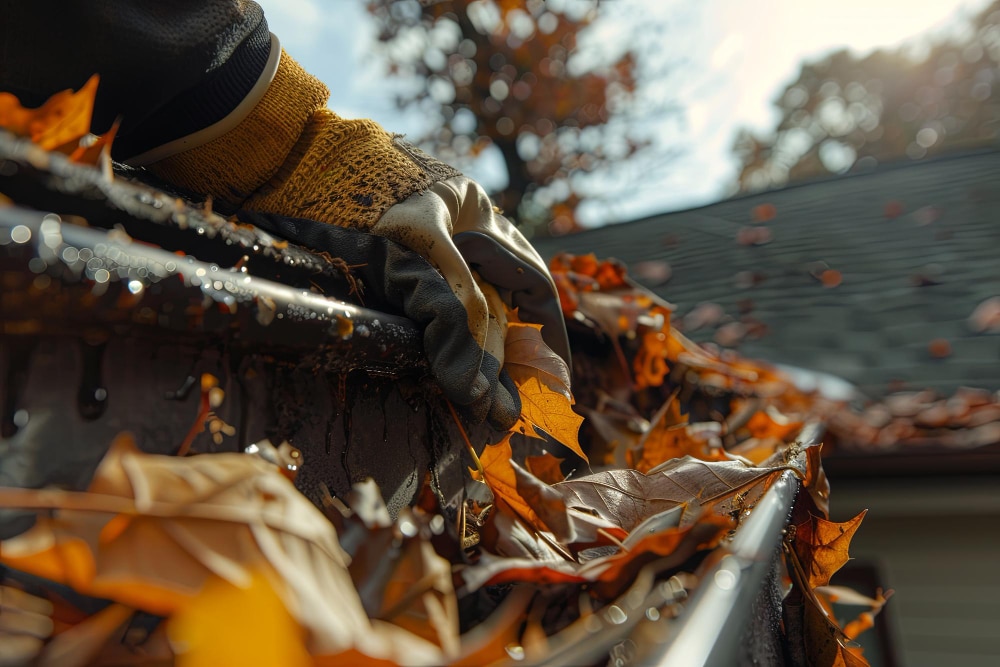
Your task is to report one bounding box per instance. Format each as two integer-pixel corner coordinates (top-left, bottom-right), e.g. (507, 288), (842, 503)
(239, 212), (524, 427)
(141, 40), (571, 431)
(0, 0), (570, 430)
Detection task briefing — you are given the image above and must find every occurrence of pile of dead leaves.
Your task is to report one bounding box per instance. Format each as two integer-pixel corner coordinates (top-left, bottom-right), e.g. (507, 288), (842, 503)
(0, 79), (889, 666)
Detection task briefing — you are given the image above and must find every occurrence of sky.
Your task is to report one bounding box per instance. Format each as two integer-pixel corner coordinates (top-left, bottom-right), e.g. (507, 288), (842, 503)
(257, 0), (991, 226)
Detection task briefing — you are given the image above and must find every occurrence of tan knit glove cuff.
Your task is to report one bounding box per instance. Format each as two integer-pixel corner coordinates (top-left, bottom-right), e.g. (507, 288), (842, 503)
(146, 50), (329, 207)
(243, 110), (459, 229)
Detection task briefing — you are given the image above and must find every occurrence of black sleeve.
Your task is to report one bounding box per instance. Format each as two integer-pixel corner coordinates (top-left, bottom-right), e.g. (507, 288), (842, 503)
(0, 0), (270, 161)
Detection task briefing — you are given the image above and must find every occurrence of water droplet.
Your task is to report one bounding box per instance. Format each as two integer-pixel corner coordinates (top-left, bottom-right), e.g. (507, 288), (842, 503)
(714, 568), (737, 591)
(94, 269), (110, 283)
(646, 607), (660, 621)
(399, 519), (418, 538)
(12, 409), (29, 429)
(504, 644), (525, 661)
(606, 605), (627, 625)
(10, 225), (31, 244)
(127, 280), (144, 295)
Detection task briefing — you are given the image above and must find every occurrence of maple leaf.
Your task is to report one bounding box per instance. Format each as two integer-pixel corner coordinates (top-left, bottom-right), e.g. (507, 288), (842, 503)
(793, 511), (867, 589)
(509, 375), (586, 458)
(503, 311), (586, 460)
(0, 74), (99, 151)
(627, 395), (730, 471)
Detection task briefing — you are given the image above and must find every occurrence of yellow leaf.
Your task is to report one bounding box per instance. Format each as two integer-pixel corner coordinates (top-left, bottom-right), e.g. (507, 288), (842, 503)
(503, 309), (585, 461)
(510, 375), (585, 460)
(168, 569), (310, 667)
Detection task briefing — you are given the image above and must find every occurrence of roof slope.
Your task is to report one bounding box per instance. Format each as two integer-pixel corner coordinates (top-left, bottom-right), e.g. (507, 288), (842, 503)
(532, 151), (1000, 398)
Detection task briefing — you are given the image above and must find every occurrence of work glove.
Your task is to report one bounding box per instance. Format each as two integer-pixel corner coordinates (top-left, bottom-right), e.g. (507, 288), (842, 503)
(240, 211), (524, 427)
(0, 0), (570, 429)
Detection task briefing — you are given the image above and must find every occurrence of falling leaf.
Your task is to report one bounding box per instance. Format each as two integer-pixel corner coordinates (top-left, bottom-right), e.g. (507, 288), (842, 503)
(821, 270), (843, 288)
(752, 202), (777, 222)
(0, 75), (99, 151)
(883, 200), (904, 219)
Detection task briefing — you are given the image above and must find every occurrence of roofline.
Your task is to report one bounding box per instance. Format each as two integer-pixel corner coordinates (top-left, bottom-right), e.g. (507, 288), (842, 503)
(555, 145), (1000, 240)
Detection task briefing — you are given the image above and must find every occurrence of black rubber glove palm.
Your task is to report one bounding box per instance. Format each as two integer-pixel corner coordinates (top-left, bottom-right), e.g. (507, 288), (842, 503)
(240, 211), (521, 429)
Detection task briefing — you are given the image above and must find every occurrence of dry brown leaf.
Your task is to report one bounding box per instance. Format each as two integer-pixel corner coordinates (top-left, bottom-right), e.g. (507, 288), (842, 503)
(554, 455), (789, 532)
(793, 511), (867, 589)
(504, 319), (572, 398)
(0, 75), (99, 151)
(804, 443), (831, 518)
(0, 434), (446, 664)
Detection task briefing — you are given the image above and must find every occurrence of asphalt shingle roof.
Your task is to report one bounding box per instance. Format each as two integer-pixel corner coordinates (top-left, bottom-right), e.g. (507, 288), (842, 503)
(532, 151), (1000, 398)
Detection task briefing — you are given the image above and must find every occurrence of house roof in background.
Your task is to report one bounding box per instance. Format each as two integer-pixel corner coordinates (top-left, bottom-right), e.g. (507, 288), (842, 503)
(532, 150), (1000, 399)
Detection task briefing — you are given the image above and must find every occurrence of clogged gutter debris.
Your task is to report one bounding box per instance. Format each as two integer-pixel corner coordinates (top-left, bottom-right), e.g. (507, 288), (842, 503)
(0, 75), (918, 667)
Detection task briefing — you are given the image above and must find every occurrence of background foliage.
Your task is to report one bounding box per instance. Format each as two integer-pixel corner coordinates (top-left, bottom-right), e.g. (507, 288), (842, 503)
(733, 0), (1000, 192)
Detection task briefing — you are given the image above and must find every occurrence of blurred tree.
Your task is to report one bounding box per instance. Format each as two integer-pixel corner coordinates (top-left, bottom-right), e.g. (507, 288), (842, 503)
(366, 0), (651, 235)
(733, 0), (1000, 193)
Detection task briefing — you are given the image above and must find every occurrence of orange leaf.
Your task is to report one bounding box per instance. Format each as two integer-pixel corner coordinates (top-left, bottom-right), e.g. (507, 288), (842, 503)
(479, 435), (554, 537)
(628, 395), (730, 471)
(0, 74), (98, 151)
(628, 423), (729, 471)
(793, 511), (867, 589)
(746, 409), (803, 442)
(525, 453), (566, 485)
